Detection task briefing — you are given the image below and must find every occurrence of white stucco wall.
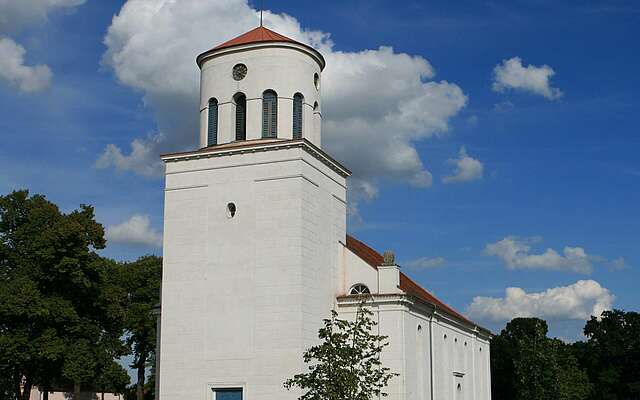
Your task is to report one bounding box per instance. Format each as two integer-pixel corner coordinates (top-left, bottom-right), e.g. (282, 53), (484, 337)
(199, 44), (323, 148)
(339, 246), (379, 296)
(337, 299), (492, 400)
(337, 242), (492, 400)
(159, 145), (346, 400)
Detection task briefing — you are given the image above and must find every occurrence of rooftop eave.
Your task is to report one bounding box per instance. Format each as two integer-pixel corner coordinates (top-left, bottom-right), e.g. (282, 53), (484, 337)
(196, 40), (326, 70)
(337, 293), (493, 338)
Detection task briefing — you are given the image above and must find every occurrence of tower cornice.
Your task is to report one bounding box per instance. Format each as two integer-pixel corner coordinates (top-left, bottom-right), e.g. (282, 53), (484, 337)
(160, 138), (351, 178)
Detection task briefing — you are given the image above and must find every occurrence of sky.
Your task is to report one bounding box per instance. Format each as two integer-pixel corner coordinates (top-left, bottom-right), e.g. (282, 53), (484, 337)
(0, 0), (639, 341)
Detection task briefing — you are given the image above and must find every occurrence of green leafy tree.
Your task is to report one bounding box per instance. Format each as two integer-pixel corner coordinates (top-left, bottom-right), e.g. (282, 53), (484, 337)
(95, 361), (131, 400)
(118, 256), (162, 400)
(573, 309), (640, 400)
(548, 338), (592, 400)
(491, 317), (591, 400)
(284, 305), (398, 400)
(0, 190), (127, 400)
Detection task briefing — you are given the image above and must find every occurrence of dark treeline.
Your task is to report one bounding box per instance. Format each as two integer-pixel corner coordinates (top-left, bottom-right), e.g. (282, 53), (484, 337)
(0, 190), (161, 400)
(491, 311), (640, 400)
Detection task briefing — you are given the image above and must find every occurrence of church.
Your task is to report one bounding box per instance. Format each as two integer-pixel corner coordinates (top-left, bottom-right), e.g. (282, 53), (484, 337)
(157, 24), (492, 400)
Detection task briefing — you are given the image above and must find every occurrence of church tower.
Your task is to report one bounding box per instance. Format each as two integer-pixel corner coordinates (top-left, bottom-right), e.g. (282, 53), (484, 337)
(158, 26), (350, 400)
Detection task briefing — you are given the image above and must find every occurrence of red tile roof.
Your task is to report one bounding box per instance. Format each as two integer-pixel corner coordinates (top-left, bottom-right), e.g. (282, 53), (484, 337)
(213, 26), (300, 50)
(345, 234), (473, 325)
(345, 235), (384, 269)
(398, 272), (474, 325)
(197, 26), (326, 69)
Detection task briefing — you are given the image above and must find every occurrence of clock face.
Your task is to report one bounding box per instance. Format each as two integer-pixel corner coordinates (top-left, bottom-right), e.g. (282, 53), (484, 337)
(233, 64), (247, 81)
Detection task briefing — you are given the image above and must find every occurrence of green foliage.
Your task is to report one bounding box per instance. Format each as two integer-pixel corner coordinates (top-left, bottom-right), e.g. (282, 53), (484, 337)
(491, 317), (591, 400)
(96, 361), (131, 395)
(284, 305), (398, 400)
(0, 190), (128, 399)
(62, 339), (98, 387)
(117, 256), (162, 400)
(573, 309), (640, 400)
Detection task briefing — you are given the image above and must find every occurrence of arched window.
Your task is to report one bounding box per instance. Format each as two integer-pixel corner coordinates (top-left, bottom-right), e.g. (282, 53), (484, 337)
(207, 98), (218, 146)
(262, 90), (278, 138)
(349, 284), (371, 295)
(292, 93), (304, 139)
(234, 93), (246, 141)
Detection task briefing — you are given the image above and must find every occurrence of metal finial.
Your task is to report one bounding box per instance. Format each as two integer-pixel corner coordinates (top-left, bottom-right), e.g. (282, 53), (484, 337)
(260, 0), (264, 27)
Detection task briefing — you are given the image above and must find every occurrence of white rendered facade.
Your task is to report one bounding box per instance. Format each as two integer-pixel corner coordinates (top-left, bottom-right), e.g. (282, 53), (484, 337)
(336, 241), (492, 400)
(158, 26), (491, 400)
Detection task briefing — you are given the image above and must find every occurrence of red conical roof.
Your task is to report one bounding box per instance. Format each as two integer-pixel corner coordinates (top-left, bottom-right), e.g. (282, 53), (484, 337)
(197, 26), (325, 69)
(213, 26), (300, 50)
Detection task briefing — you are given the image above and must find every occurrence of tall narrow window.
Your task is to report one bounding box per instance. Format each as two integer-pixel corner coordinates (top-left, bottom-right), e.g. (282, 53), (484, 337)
(262, 90), (278, 138)
(234, 93), (246, 141)
(207, 98), (218, 146)
(292, 93), (303, 139)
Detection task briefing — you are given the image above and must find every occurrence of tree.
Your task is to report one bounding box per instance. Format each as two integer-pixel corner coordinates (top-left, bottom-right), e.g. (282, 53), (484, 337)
(491, 317), (591, 400)
(95, 361), (131, 400)
(548, 338), (592, 400)
(118, 256), (162, 400)
(573, 309), (640, 400)
(0, 190), (127, 400)
(284, 304), (398, 400)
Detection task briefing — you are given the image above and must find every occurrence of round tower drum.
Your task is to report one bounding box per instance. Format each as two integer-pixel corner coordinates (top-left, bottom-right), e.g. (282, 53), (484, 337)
(197, 28), (325, 149)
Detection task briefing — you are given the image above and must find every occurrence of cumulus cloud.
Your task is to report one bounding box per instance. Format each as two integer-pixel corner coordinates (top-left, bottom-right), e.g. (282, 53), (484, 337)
(442, 146), (483, 183)
(0, 0), (86, 33)
(405, 256), (445, 270)
(485, 236), (596, 274)
(98, 0), (467, 200)
(96, 139), (165, 178)
(492, 57), (562, 100)
(467, 280), (614, 322)
(0, 37), (52, 92)
(0, 0), (86, 93)
(106, 214), (163, 248)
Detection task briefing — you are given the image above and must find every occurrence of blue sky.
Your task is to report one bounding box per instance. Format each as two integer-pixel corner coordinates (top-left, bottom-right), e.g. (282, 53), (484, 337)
(0, 0), (638, 340)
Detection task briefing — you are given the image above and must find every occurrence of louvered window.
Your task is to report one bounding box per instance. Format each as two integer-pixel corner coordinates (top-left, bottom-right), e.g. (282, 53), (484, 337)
(234, 93), (246, 141)
(262, 90), (278, 138)
(207, 98), (218, 146)
(292, 93), (303, 139)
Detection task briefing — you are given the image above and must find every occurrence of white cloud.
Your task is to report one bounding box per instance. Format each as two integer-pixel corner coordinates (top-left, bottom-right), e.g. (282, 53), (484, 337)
(492, 57), (562, 100)
(607, 257), (627, 270)
(0, 0), (86, 33)
(442, 146), (483, 183)
(0, 0), (85, 93)
(98, 0), (467, 200)
(485, 236), (595, 274)
(106, 214), (163, 248)
(467, 280), (614, 322)
(405, 256), (445, 270)
(96, 140), (165, 178)
(493, 100), (514, 113)
(0, 37), (51, 92)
